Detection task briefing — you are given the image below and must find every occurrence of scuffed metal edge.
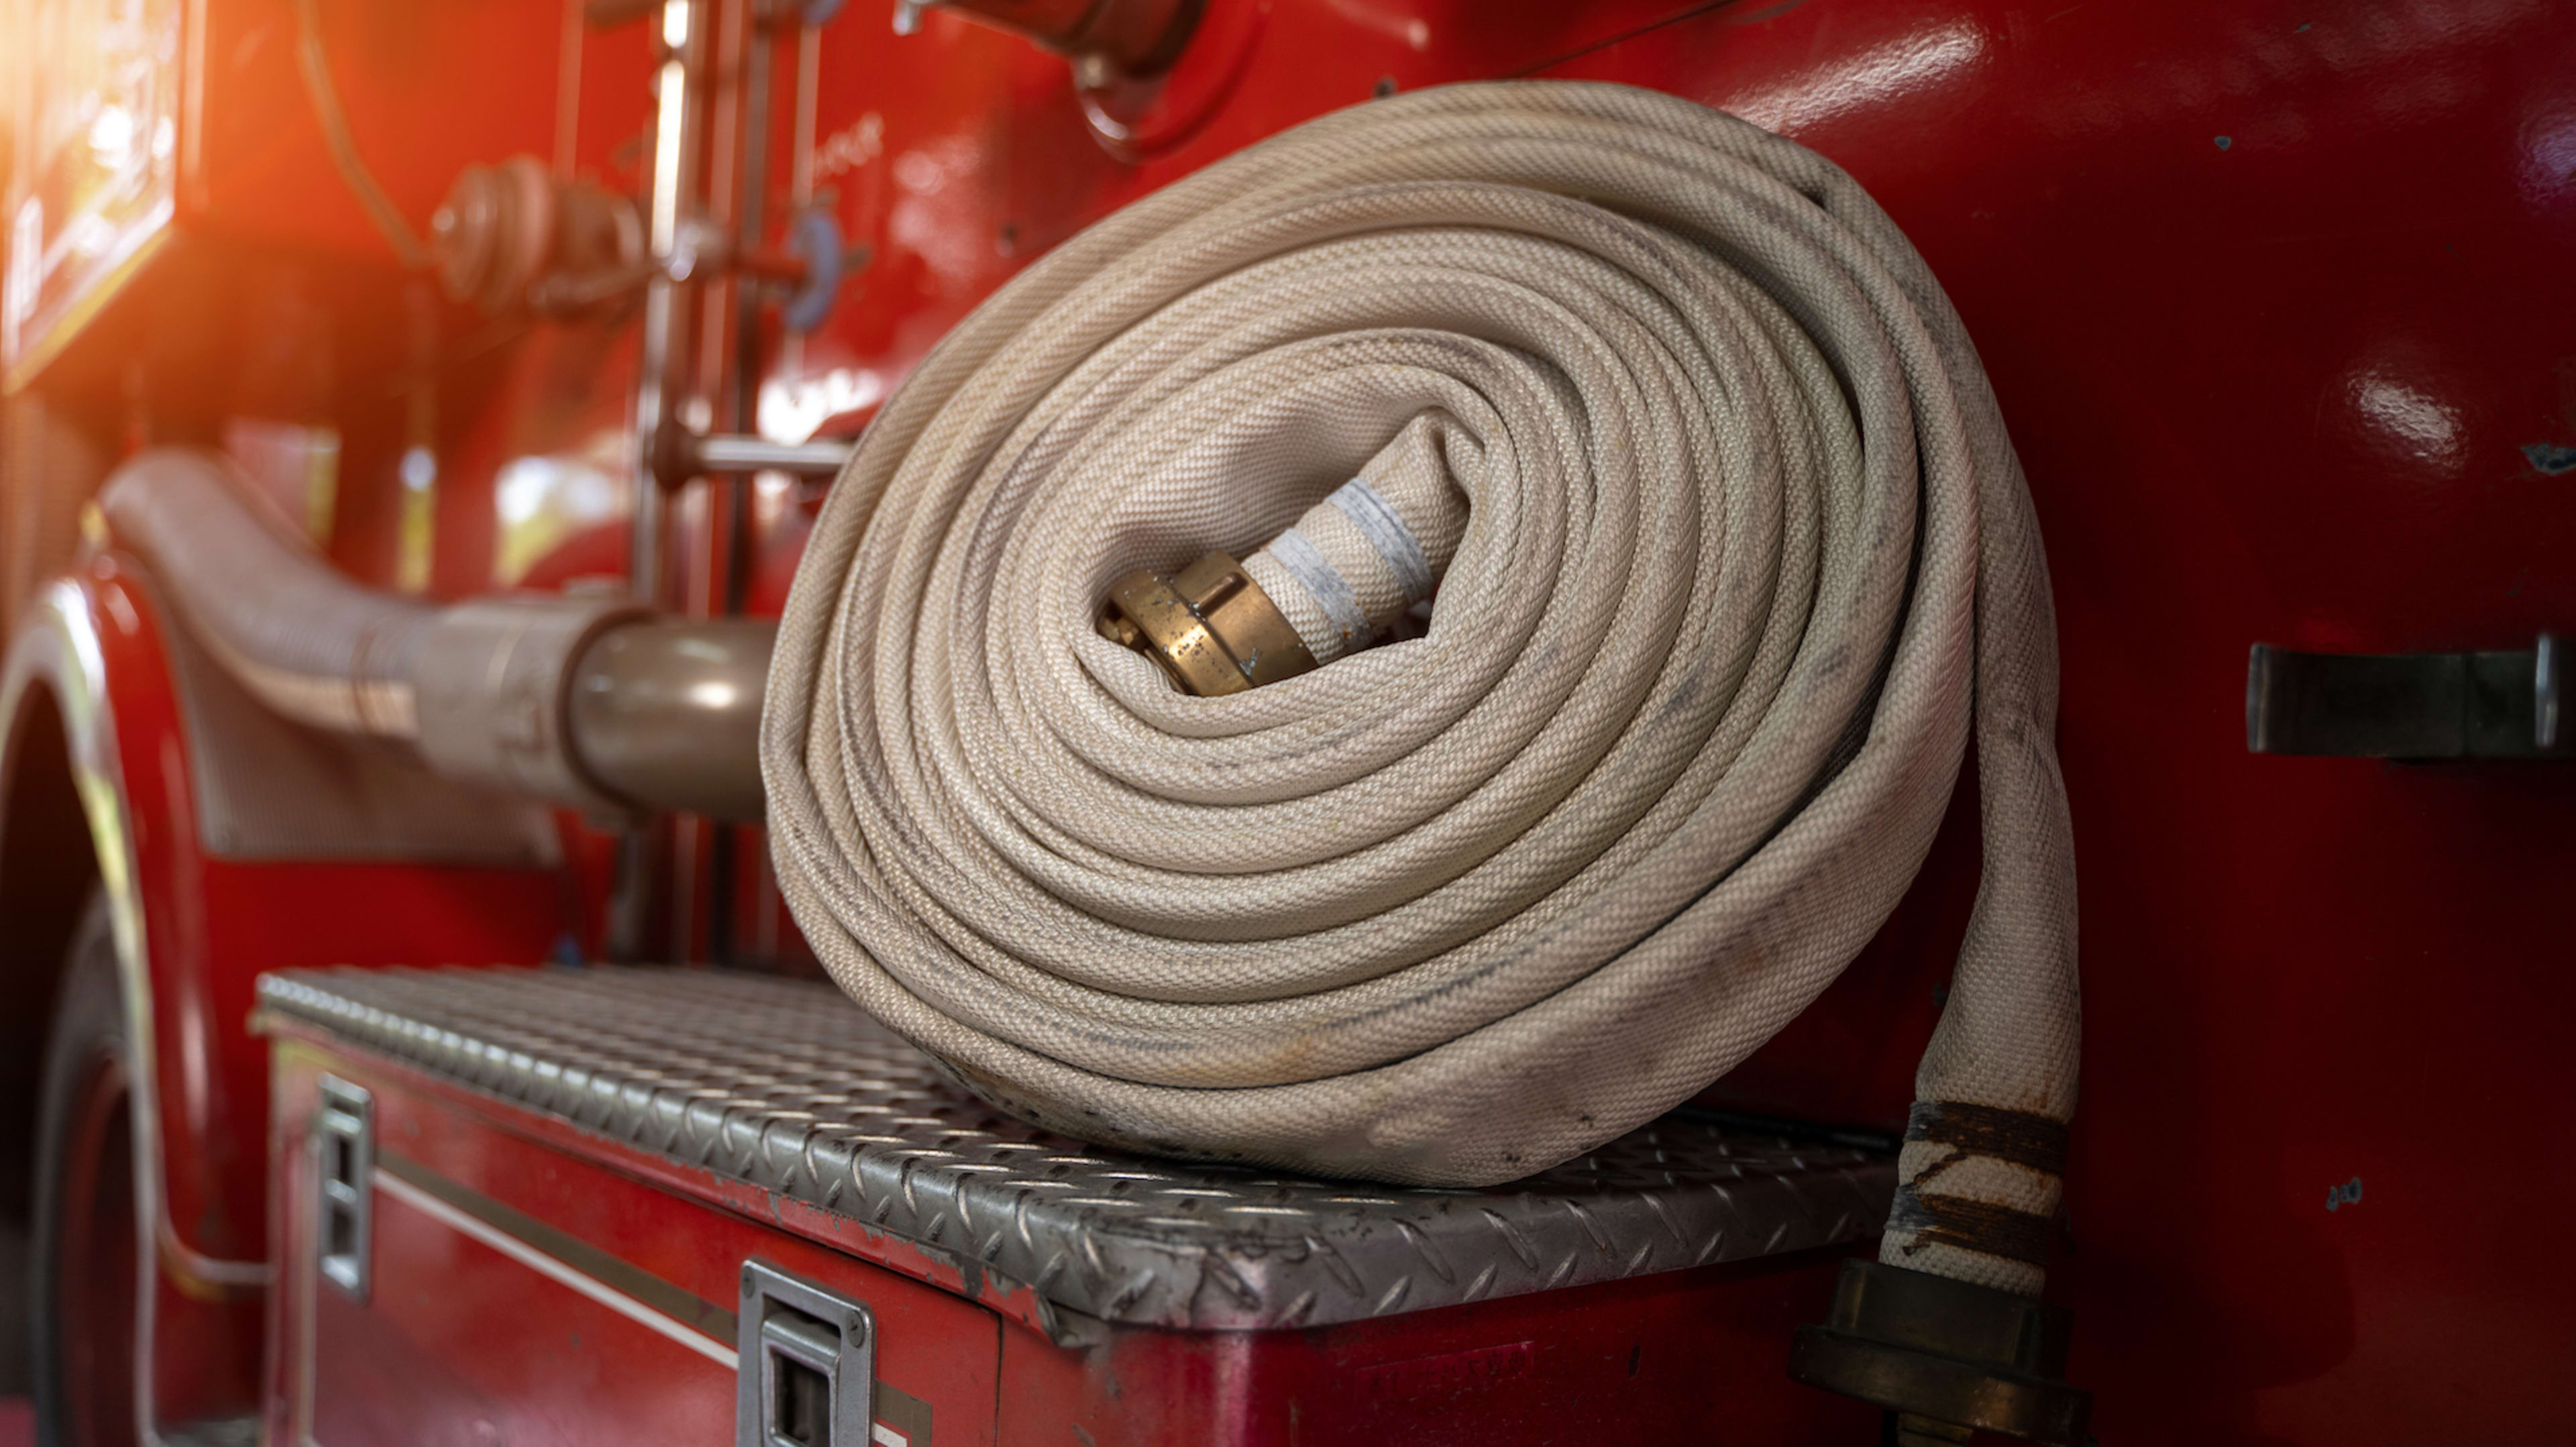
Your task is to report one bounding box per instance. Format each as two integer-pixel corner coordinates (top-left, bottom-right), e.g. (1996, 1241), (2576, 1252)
(257, 967), (1894, 1331)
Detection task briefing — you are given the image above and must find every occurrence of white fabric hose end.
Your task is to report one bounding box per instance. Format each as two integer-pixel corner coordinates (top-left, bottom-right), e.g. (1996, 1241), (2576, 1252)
(1242, 413), (1471, 662)
(760, 81), (2080, 1297)
(1876, 1100), (2069, 1297)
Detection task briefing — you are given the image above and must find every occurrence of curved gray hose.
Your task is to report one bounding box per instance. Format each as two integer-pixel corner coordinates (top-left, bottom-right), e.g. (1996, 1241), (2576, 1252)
(99, 449), (771, 823)
(763, 80), (2079, 1294)
(99, 449), (435, 737)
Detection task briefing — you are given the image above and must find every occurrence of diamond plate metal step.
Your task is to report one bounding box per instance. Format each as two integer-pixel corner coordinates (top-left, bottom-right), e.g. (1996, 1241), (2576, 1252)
(257, 965), (1892, 1331)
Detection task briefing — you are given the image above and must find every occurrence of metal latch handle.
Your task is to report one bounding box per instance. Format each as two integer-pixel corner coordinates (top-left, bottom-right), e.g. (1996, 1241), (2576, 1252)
(2247, 633), (2569, 759)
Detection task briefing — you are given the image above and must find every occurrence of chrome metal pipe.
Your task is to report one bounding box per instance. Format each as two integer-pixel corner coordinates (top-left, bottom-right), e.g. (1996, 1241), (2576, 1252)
(690, 432), (853, 477)
(103, 449), (678, 819)
(631, 0), (711, 604)
(568, 619), (772, 824)
(99, 451), (435, 739)
(614, 0), (714, 962)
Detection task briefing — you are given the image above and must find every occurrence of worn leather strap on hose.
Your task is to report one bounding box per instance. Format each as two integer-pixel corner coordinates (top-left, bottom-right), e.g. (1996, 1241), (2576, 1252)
(763, 81), (2080, 1293)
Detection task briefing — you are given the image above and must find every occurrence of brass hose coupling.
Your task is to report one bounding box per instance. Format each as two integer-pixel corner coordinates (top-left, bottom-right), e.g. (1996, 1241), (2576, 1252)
(1096, 552), (1318, 696)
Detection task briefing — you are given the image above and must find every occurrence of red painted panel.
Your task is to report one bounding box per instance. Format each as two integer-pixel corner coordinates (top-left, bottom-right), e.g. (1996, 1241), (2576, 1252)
(85, 553), (574, 1273)
(50, 555), (573, 1428)
(996, 1254), (1880, 1446)
(1533, 4), (2576, 1443)
(268, 1040), (1004, 1447)
(268, 1026), (1884, 1447)
(184, 0), (568, 258)
(313, 1198), (735, 1447)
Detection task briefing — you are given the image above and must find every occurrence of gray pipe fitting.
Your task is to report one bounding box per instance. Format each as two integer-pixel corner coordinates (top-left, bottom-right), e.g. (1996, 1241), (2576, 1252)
(101, 448), (776, 822)
(413, 595), (650, 818)
(568, 617), (773, 822)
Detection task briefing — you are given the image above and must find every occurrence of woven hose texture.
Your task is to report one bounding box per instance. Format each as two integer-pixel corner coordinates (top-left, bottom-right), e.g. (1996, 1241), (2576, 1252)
(763, 82), (2078, 1291)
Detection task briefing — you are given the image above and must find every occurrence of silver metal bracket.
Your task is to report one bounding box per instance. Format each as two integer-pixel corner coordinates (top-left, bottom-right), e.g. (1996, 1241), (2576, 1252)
(688, 431), (855, 478)
(315, 1075), (374, 1301)
(737, 1260), (877, 1447)
(2247, 633), (2571, 759)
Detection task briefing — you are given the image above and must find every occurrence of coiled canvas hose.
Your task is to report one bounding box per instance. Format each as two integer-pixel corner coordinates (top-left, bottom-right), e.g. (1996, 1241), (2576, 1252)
(765, 81), (2080, 1293)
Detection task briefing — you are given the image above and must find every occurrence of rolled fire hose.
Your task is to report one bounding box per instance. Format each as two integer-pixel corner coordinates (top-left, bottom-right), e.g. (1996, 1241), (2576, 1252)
(764, 81), (2079, 1294)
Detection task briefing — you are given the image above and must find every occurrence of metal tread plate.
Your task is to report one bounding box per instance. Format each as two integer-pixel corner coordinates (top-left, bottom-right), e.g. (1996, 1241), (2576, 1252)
(257, 965), (1892, 1331)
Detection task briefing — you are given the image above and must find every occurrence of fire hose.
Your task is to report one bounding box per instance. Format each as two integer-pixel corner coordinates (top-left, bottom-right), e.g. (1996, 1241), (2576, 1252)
(763, 81), (2079, 1295)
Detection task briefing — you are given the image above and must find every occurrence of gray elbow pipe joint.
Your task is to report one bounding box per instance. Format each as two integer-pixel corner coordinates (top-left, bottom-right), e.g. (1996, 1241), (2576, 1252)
(405, 602), (775, 822)
(565, 617), (773, 824)
(100, 449), (773, 823)
(412, 595), (652, 819)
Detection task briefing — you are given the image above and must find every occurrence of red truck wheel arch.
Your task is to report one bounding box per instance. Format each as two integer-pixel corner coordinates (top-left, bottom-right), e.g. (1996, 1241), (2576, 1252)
(0, 557), (580, 1434)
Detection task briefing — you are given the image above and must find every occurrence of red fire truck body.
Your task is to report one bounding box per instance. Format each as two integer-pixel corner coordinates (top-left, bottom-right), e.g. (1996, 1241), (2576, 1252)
(255, 967), (1891, 1446)
(3, 0), (2573, 1443)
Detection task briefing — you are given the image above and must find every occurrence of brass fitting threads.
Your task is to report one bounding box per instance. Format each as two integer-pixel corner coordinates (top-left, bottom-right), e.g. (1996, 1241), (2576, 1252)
(1096, 552), (1318, 696)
